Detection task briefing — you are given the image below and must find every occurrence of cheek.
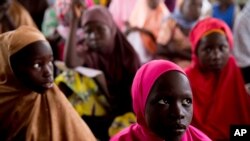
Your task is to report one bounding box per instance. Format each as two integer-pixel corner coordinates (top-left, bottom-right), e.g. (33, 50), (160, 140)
(222, 51), (230, 64)
(197, 53), (208, 66)
(20, 69), (42, 84)
(28, 72), (39, 83)
(145, 105), (168, 126)
(103, 31), (112, 43)
(185, 106), (193, 123)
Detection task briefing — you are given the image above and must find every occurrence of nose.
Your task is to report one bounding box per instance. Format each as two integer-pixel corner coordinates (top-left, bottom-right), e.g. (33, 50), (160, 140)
(170, 103), (185, 119)
(210, 48), (221, 60)
(43, 63), (53, 78)
(89, 32), (95, 39)
(89, 31), (98, 40)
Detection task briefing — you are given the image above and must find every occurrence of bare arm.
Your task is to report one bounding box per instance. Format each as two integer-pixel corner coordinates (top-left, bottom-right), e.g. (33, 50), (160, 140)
(64, 0), (85, 68)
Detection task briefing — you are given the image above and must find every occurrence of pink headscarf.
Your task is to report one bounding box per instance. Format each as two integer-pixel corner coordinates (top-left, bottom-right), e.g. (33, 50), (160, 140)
(110, 60), (211, 141)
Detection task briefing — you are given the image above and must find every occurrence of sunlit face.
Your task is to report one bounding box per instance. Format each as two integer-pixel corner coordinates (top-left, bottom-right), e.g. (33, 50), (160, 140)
(10, 40), (54, 93)
(82, 22), (112, 54)
(182, 0), (202, 22)
(196, 32), (230, 72)
(147, 0), (160, 9)
(145, 71), (193, 141)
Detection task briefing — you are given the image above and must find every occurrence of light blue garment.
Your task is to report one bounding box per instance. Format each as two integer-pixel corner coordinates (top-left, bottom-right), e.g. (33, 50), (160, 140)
(171, 8), (197, 30)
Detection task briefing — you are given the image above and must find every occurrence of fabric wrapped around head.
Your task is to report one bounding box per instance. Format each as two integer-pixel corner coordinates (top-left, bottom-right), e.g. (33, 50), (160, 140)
(0, 26), (46, 87)
(189, 17), (233, 54)
(81, 5), (116, 37)
(131, 59), (186, 127)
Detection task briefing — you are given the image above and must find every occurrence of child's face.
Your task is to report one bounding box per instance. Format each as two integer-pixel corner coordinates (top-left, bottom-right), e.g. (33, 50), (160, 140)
(145, 71), (193, 141)
(10, 41), (54, 93)
(82, 21), (112, 54)
(197, 32), (230, 72)
(182, 0), (202, 22)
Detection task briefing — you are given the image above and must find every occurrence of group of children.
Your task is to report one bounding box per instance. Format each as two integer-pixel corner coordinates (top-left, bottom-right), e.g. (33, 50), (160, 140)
(0, 0), (250, 141)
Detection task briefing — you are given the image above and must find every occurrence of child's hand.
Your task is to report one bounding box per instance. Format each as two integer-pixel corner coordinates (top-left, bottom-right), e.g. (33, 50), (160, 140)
(71, 0), (85, 20)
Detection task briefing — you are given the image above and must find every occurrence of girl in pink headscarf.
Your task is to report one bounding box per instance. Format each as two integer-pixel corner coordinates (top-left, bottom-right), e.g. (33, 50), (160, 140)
(110, 60), (211, 141)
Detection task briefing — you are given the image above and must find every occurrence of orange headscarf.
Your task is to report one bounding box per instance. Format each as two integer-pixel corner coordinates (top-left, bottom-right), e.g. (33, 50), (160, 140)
(186, 18), (250, 140)
(0, 26), (96, 141)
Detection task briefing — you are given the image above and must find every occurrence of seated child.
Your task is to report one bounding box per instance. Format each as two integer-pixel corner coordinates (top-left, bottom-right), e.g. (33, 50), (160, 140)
(110, 60), (211, 141)
(186, 17), (250, 140)
(0, 26), (96, 141)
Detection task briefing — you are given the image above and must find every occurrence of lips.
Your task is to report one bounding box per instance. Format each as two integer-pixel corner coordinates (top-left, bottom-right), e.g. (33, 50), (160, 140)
(43, 82), (54, 88)
(42, 77), (54, 88)
(171, 124), (187, 135)
(210, 62), (223, 69)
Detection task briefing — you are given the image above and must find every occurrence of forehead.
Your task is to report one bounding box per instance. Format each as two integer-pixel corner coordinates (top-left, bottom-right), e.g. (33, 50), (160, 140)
(83, 21), (108, 29)
(11, 40), (52, 60)
(199, 32), (228, 47)
(149, 71), (192, 98)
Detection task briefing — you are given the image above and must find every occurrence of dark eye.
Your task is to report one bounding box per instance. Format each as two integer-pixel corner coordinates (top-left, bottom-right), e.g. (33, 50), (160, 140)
(219, 44), (228, 51)
(83, 28), (92, 35)
(182, 98), (192, 106)
(204, 47), (212, 53)
(158, 98), (169, 105)
(33, 63), (41, 69)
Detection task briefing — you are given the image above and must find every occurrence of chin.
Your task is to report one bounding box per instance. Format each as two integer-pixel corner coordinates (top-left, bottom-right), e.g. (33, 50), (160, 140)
(210, 65), (224, 71)
(89, 45), (101, 52)
(164, 134), (184, 141)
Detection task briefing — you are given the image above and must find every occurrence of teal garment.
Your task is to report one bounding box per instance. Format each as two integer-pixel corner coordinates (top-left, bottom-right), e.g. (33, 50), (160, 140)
(42, 7), (58, 37)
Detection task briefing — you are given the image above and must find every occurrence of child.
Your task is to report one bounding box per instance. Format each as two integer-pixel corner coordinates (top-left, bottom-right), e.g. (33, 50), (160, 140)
(0, 26), (96, 141)
(157, 0), (203, 69)
(64, 5), (140, 140)
(110, 60), (211, 141)
(65, 5), (140, 117)
(186, 17), (250, 140)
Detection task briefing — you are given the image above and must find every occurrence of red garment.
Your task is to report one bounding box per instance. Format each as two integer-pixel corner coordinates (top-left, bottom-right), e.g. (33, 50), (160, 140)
(186, 17), (250, 140)
(81, 6), (140, 116)
(110, 60), (211, 141)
